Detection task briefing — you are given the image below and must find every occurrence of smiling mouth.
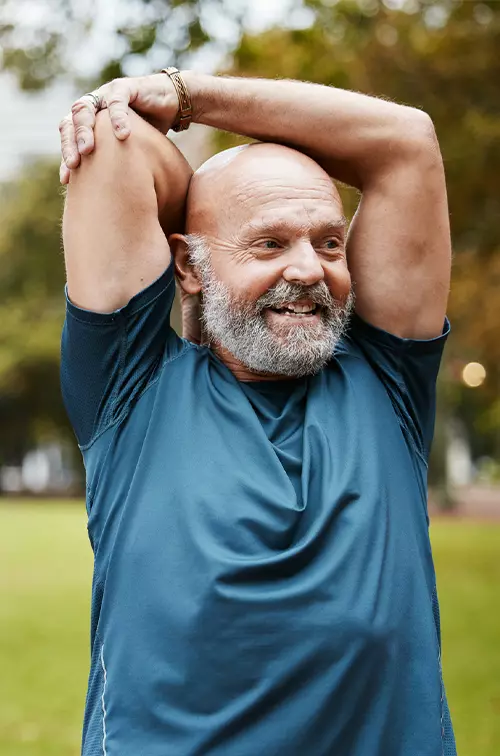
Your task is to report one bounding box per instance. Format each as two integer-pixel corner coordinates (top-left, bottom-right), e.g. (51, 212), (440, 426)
(267, 304), (319, 316)
(265, 305), (322, 320)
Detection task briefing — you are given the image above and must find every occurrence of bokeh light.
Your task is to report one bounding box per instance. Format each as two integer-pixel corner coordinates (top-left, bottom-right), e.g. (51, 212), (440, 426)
(462, 361), (486, 388)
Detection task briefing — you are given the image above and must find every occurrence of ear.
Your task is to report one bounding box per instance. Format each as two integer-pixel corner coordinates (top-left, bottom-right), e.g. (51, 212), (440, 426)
(169, 233), (202, 295)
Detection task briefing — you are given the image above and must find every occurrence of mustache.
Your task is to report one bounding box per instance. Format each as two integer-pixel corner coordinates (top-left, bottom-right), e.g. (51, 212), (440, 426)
(254, 280), (339, 312)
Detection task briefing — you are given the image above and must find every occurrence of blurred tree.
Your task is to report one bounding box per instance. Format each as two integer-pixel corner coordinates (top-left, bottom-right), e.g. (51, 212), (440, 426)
(0, 0), (250, 92)
(0, 161), (71, 464)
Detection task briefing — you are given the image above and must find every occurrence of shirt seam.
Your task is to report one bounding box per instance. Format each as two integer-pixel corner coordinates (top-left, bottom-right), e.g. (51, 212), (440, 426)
(353, 335), (446, 357)
(100, 643), (108, 756)
(79, 343), (198, 452)
(344, 346), (429, 466)
(86, 425), (119, 517)
(394, 347), (428, 462)
(65, 274), (175, 326)
(80, 313), (127, 449)
(71, 279), (178, 448)
(348, 337), (429, 465)
(350, 316), (450, 355)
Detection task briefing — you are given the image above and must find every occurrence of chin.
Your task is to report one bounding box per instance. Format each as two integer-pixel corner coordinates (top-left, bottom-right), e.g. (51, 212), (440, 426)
(267, 320), (329, 345)
(240, 344), (334, 379)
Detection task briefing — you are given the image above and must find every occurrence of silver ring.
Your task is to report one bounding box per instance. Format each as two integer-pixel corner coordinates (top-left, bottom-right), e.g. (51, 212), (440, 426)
(82, 92), (102, 111)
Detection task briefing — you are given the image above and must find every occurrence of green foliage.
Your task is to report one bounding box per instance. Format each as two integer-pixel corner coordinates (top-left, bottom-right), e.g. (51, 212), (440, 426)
(0, 32), (66, 91)
(118, 23), (158, 57)
(1, 501), (499, 754)
(0, 161), (72, 461)
(0, 0), (244, 92)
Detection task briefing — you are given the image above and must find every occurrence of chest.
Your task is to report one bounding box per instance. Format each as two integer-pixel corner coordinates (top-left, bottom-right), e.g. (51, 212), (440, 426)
(96, 359), (426, 573)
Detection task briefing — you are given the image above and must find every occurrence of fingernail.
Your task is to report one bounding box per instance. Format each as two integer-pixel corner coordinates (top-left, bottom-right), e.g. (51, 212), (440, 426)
(115, 122), (130, 138)
(78, 139), (86, 152)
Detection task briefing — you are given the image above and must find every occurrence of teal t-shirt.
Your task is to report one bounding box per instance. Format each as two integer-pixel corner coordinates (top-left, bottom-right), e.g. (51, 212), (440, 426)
(61, 259), (456, 756)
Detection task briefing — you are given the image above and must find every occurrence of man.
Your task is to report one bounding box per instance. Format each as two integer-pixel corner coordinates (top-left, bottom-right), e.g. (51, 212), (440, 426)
(59, 69), (456, 755)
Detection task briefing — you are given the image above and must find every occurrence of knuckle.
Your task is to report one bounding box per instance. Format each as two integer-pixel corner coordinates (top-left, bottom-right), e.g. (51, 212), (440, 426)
(108, 80), (126, 99)
(71, 98), (90, 114)
(74, 124), (91, 138)
(59, 115), (71, 132)
(106, 90), (118, 104)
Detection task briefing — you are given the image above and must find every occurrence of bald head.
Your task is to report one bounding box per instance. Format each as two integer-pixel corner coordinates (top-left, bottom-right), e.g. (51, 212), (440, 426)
(186, 143), (342, 236)
(173, 142), (352, 380)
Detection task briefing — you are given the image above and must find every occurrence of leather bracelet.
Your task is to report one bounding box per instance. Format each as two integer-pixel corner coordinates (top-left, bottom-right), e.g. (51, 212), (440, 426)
(161, 67), (192, 132)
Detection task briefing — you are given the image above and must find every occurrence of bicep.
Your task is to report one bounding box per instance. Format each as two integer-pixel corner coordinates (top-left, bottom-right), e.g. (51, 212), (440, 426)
(62, 109), (191, 314)
(346, 130), (451, 340)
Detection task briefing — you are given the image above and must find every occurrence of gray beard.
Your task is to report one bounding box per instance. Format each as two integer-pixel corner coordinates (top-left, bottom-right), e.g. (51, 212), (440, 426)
(198, 266), (355, 379)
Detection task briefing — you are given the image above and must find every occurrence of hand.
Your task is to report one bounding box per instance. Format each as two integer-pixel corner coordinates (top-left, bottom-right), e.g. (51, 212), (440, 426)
(58, 73), (181, 184)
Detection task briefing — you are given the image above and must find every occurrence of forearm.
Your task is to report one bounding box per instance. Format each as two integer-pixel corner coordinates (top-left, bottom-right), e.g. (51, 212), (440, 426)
(182, 72), (433, 189)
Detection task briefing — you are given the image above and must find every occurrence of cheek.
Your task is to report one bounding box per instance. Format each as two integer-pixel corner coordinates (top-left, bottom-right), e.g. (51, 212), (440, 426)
(209, 249), (275, 303)
(326, 264), (352, 303)
(234, 265), (282, 303)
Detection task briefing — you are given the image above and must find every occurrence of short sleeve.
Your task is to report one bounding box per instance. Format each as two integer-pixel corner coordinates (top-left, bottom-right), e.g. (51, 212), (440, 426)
(60, 259), (182, 448)
(348, 314), (450, 462)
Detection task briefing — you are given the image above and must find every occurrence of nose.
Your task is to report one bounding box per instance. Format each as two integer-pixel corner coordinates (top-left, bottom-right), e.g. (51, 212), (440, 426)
(282, 243), (325, 287)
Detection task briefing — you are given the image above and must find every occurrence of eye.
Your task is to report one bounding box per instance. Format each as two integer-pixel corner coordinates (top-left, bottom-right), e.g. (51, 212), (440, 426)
(263, 239), (280, 249)
(324, 239), (339, 250)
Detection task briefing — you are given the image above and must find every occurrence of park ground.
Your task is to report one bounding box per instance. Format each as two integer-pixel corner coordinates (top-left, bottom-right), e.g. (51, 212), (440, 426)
(1, 500), (499, 756)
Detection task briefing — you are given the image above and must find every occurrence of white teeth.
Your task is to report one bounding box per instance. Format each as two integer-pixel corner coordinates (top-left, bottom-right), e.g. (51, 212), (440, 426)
(284, 304), (315, 313)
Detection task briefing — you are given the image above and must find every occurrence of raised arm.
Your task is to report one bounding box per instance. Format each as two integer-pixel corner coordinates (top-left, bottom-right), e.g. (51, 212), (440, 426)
(182, 73), (450, 340)
(61, 72), (450, 335)
(62, 106), (192, 313)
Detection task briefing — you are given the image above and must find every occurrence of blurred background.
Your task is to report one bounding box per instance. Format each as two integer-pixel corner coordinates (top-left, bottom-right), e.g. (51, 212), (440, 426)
(0, 0), (498, 753)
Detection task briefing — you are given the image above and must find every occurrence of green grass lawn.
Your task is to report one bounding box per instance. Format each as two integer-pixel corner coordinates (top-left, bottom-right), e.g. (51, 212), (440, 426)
(1, 501), (91, 756)
(431, 518), (500, 755)
(1, 501), (499, 755)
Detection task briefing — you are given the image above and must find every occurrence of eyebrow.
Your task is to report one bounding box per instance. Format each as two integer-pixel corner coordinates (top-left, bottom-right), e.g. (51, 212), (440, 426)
(243, 216), (348, 237)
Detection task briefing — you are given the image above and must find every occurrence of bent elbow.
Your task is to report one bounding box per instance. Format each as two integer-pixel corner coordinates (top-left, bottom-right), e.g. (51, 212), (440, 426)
(404, 108), (442, 161)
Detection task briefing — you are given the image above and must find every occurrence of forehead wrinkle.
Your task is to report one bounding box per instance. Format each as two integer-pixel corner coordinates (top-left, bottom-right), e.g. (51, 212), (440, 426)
(231, 177), (336, 205)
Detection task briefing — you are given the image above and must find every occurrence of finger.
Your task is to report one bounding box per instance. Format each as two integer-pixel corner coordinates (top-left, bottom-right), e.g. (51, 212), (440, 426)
(59, 114), (81, 170)
(105, 80), (134, 139)
(71, 95), (99, 154)
(59, 159), (71, 185)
